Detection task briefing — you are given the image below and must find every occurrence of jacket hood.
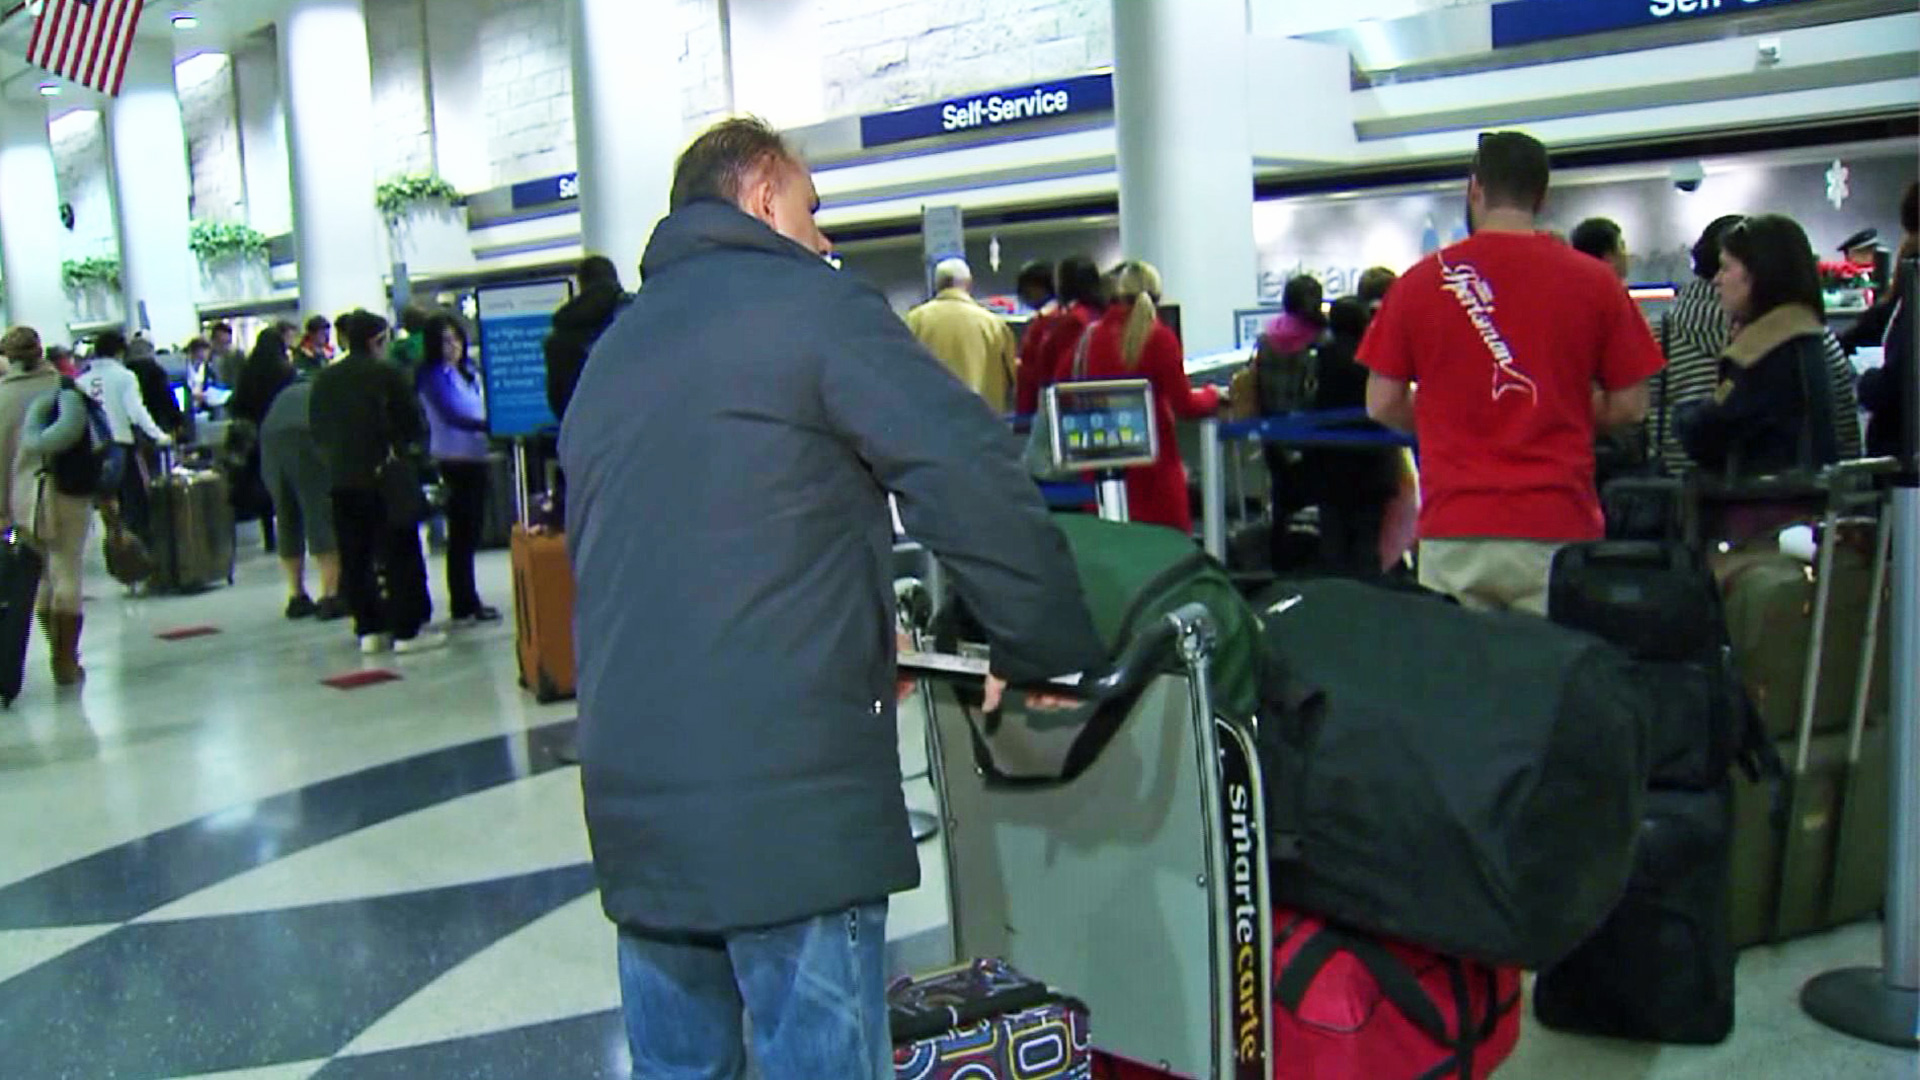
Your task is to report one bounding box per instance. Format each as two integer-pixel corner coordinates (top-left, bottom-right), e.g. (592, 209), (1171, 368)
(552, 280), (627, 334)
(1725, 303), (1825, 369)
(1, 364), (56, 385)
(639, 200), (823, 280)
(1263, 312), (1323, 353)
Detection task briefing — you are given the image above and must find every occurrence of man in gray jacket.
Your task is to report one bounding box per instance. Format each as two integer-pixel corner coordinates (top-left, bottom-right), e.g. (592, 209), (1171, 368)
(560, 118), (1106, 1079)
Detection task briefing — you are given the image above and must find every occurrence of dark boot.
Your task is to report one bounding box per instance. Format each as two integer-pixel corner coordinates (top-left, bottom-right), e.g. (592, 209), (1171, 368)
(51, 612), (85, 687)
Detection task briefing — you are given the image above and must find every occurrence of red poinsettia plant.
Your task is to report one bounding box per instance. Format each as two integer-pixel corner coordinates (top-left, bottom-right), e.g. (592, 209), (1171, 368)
(1818, 260), (1873, 289)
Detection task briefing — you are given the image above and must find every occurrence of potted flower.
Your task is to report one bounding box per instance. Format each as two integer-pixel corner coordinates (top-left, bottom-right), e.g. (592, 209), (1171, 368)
(188, 220), (273, 302)
(376, 173), (473, 273)
(61, 256), (124, 323)
(1818, 260), (1874, 314)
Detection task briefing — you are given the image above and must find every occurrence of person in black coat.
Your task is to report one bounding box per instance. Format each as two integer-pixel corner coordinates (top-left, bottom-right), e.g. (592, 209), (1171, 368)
(1305, 297), (1402, 576)
(559, 118), (1105, 1079)
(1679, 214), (1843, 477)
(543, 255), (628, 424)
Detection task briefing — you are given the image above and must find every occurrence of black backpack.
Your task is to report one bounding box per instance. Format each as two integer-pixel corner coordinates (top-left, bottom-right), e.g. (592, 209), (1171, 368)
(1254, 333), (1320, 416)
(48, 381), (116, 498)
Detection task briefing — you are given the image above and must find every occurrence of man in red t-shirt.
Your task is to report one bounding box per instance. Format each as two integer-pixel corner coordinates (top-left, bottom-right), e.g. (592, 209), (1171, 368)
(1358, 131), (1664, 614)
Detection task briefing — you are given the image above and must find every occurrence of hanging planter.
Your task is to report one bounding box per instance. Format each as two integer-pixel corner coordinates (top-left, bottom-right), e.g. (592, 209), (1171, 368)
(62, 256), (124, 323)
(189, 220), (273, 302)
(377, 173), (472, 274)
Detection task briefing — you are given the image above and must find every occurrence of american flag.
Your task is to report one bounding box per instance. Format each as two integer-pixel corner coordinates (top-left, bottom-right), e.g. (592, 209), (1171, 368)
(25, 0), (147, 97)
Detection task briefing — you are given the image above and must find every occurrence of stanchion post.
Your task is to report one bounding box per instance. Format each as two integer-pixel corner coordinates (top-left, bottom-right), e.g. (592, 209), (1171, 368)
(1201, 418), (1225, 561)
(1800, 479), (1920, 1048)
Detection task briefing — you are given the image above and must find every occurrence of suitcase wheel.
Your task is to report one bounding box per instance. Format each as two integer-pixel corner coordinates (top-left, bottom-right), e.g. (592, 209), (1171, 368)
(535, 671), (561, 704)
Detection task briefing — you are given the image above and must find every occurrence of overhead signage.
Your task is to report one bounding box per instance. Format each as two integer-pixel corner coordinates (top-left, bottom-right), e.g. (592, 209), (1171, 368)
(860, 72), (1114, 149)
(478, 280), (571, 438)
(510, 172), (581, 211)
(1492, 0), (1823, 47)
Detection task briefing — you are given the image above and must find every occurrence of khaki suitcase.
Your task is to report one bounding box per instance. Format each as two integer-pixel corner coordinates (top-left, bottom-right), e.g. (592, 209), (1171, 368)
(148, 465), (236, 593)
(1726, 509), (1893, 947)
(511, 525), (575, 703)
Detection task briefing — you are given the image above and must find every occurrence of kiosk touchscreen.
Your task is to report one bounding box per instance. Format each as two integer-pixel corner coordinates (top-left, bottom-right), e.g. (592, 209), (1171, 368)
(1043, 379), (1158, 472)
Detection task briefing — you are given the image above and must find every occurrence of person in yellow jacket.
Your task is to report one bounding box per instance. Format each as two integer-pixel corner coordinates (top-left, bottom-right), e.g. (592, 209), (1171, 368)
(905, 258), (1018, 411)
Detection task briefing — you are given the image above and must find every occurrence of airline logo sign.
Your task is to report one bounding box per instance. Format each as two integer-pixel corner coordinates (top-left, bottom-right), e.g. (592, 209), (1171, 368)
(860, 73), (1114, 149)
(1492, 0), (1822, 47)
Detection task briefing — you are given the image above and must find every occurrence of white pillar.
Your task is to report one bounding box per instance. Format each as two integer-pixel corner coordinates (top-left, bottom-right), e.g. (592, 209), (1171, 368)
(1112, 0), (1258, 357)
(728, 0), (823, 129)
(234, 29), (293, 238)
(106, 44), (200, 347)
(569, 0), (682, 288)
(424, 0), (489, 194)
(281, 0), (386, 320)
(0, 102), (73, 346)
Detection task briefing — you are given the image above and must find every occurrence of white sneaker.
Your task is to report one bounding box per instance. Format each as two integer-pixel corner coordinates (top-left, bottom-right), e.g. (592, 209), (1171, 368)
(394, 630), (450, 655)
(359, 634), (393, 655)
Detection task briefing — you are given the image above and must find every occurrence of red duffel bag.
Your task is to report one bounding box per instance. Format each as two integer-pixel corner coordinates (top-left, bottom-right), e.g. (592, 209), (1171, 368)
(1272, 908), (1522, 1080)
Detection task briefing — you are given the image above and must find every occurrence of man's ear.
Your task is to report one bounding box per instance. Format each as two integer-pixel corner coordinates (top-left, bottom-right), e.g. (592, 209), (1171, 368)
(740, 172), (778, 227)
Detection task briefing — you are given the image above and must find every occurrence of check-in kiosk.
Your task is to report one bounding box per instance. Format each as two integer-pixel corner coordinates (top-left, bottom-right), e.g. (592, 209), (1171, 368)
(1042, 379), (1157, 522)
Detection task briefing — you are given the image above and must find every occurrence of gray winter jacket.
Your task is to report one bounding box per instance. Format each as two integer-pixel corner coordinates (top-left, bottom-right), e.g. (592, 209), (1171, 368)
(560, 201), (1106, 933)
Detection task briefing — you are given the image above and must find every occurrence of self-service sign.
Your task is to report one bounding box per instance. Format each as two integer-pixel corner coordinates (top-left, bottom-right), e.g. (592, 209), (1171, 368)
(860, 72), (1114, 149)
(1492, 0), (1824, 47)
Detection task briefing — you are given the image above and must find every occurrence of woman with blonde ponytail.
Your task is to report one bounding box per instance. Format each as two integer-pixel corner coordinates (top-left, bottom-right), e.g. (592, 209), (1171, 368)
(1052, 259), (1222, 532)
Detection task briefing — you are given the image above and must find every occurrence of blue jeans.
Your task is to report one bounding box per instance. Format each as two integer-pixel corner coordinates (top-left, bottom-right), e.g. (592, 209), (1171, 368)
(617, 903), (892, 1080)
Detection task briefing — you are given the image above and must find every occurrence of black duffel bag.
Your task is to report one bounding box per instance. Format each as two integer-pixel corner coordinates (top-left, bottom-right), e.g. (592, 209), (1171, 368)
(1256, 578), (1652, 969)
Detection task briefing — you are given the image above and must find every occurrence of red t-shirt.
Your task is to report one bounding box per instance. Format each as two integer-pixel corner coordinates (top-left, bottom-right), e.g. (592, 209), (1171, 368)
(1358, 232), (1664, 541)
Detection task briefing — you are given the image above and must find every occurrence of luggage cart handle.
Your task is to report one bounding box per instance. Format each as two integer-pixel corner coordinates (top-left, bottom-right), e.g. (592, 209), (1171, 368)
(902, 604), (1217, 788)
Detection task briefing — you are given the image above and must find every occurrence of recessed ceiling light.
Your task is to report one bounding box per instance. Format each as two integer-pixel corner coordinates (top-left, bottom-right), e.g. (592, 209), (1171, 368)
(171, 13), (199, 29)
(38, 83), (60, 96)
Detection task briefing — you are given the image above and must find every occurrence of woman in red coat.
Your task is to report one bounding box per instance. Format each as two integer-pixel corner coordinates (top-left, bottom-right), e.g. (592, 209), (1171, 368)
(1054, 260), (1220, 533)
(1015, 255), (1107, 416)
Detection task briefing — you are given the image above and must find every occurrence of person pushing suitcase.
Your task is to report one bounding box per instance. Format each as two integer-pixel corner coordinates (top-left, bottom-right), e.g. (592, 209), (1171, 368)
(559, 118), (1106, 1079)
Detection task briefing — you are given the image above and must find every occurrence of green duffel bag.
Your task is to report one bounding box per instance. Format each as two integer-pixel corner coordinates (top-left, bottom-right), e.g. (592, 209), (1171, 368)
(1049, 513), (1262, 720)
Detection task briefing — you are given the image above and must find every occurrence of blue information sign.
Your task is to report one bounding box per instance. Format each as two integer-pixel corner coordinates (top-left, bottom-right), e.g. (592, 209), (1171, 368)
(478, 280), (571, 438)
(510, 172), (580, 210)
(1492, 0), (1821, 48)
(860, 72), (1114, 149)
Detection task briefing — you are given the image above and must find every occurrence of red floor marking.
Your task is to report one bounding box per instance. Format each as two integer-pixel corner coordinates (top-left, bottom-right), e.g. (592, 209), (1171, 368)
(321, 670), (402, 691)
(156, 626), (221, 641)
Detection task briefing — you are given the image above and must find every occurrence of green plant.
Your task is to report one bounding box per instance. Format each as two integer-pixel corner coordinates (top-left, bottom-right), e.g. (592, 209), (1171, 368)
(375, 174), (462, 224)
(61, 256), (121, 292)
(188, 220), (270, 263)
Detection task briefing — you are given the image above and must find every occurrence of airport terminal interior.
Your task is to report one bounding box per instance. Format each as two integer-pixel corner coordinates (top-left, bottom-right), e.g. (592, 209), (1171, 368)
(0, 0), (1916, 1077)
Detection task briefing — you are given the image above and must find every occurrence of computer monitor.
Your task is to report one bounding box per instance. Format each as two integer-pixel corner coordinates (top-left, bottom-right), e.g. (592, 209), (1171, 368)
(1043, 379), (1158, 471)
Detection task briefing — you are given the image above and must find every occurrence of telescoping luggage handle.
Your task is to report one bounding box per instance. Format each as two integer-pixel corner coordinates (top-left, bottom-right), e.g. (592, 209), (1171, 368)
(900, 603), (1218, 789)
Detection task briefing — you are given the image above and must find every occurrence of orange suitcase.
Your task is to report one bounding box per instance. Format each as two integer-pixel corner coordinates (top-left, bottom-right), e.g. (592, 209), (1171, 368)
(511, 525), (576, 703)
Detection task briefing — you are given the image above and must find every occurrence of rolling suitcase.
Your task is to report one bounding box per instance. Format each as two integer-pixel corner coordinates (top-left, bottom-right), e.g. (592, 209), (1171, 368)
(890, 959), (1091, 1079)
(1534, 783), (1736, 1044)
(511, 525), (575, 703)
(0, 531), (45, 707)
(147, 459), (236, 593)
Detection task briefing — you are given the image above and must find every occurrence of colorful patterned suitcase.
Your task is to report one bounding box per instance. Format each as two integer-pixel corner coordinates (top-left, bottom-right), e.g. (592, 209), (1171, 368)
(891, 958), (1091, 1079)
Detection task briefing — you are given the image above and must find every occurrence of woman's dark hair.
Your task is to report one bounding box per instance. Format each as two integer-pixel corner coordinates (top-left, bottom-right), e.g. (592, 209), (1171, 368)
(341, 309), (390, 353)
(1327, 297), (1369, 340)
(1902, 181), (1918, 238)
(1055, 255), (1105, 309)
(423, 313), (470, 369)
(1016, 261), (1054, 298)
(578, 255), (620, 287)
(1570, 217), (1623, 262)
(250, 326), (290, 365)
(1691, 214), (1746, 280)
(93, 330), (128, 358)
(1720, 214), (1824, 320)
(1281, 274), (1325, 324)
(305, 314), (330, 336)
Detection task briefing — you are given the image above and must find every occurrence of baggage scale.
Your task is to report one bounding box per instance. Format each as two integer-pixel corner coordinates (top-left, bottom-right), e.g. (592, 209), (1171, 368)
(901, 379), (1279, 1078)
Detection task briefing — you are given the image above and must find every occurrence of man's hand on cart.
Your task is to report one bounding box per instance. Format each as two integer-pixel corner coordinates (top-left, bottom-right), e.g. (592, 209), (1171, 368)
(983, 676), (1082, 714)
